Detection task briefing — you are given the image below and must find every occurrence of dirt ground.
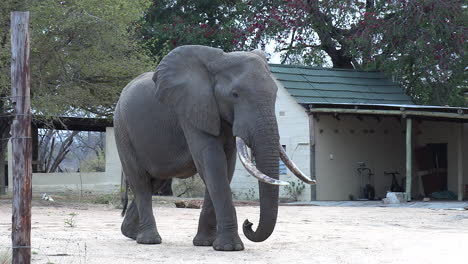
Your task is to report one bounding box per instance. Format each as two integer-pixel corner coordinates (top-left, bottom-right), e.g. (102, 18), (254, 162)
(0, 196), (467, 264)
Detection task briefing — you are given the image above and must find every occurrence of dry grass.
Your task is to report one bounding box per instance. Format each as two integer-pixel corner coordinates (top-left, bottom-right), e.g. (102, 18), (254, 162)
(0, 249), (11, 264)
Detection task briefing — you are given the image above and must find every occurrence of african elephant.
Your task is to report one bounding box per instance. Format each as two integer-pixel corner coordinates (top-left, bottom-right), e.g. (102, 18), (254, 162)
(114, 45), (315, 251)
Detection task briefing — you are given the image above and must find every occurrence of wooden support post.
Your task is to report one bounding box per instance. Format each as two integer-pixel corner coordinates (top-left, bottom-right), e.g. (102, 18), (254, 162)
(309, 114), (316, 201)
(11, 11), (32, 264)
(405, 118), (412, 201)
(457, 123), (463, 201)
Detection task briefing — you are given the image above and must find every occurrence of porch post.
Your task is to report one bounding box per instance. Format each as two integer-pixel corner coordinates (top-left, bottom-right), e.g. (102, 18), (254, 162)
(457, 123), (463, 201)
(309, 114), (316, 201)
(406, 118), (412, 201)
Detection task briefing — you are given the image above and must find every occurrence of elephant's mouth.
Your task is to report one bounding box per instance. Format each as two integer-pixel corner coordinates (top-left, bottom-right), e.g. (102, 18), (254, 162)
(235, 137), (316, 186)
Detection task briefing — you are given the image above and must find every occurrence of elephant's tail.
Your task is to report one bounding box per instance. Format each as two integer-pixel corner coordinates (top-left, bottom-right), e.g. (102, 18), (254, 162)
(121, 171), (129, 217)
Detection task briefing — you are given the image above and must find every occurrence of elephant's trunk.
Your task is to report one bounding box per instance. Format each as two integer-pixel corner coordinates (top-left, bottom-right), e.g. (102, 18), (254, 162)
(242, 116), (280, 242)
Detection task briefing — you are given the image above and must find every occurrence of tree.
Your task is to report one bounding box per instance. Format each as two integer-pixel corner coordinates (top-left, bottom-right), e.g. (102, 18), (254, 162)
(29, 0), (153, 117)
(242, 0), (466, 106)
(139, 0), (249, 62)
(37, 129), (79, 173)
(0, 0), (152, 191)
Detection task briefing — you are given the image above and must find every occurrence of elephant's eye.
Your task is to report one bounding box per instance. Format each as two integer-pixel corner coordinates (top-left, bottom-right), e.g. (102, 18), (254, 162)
(232, 91), (239, 98)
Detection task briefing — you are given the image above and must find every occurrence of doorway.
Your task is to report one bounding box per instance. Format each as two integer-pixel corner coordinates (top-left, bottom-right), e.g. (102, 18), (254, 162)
(415, 143), (448, 196)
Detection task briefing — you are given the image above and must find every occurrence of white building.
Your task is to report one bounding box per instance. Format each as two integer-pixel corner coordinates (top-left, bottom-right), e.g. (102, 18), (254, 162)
(5, 65), (468, 201)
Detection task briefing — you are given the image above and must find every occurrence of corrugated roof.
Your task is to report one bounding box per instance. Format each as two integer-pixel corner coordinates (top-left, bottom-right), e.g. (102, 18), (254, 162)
(269, 64), (414, 105)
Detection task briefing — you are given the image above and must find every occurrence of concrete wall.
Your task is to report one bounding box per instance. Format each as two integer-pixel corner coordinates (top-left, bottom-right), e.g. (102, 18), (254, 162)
(230, 79), (311, 201)
(315, 115), (406, 200)
(8, 127), (122, 193)
(29, 172), (118, 193)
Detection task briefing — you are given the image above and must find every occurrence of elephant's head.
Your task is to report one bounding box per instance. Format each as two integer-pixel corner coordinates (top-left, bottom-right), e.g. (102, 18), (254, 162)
(153, 45), (314, 242)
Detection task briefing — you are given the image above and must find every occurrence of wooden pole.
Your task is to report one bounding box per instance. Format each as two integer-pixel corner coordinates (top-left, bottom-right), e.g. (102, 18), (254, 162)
(457, 123), (463, 201)
(309, 114), (316, 200)
(405, 118), (412, 202)
(11, 11), (32, 264)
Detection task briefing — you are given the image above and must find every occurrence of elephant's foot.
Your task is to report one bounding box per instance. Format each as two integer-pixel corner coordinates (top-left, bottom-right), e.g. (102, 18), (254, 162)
(193, 230), (216, 246)
(136, 228), (162, 244)
(213, 232), (244, 251)
(121, 201), (139, 240)
(122, 222), (138, 240)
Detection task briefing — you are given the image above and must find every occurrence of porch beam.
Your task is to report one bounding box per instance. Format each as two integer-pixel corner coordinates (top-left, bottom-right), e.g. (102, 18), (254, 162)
(458, 123), (464, 201)
(309, 108), (468, 120)
(406, 118), (412, 201)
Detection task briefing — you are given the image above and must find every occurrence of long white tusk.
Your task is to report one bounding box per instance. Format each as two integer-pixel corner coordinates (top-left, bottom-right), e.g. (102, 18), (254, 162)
(236, 137), (289, 186)
(279, 145), (316, 185)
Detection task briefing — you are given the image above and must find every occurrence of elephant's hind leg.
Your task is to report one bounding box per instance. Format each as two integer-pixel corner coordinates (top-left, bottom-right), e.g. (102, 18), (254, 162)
(117, 129), (161, 244)
(130, 174), (162, 244)
(121, 200), (139, 240)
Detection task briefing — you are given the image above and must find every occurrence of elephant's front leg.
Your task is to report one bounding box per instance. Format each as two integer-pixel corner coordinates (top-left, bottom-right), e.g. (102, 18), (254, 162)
(196, 144), (244, 251)
(193, 190), (217, 246)
(194, 142), (237, 247)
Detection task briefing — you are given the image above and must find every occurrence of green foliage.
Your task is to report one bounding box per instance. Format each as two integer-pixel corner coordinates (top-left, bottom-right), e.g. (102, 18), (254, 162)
(245, 187), (256, 200)
(1, 0), (153, 118)
(80, 150), (105, 172)
(139, 0), (250, 62)
(284, 180), (305, 201)
(241, 0), (466, 106)
(92, 192), (121, 207)
(29, 0), (153, 117)
(172, 174), (205, 198)
(64, 212), (77, 227)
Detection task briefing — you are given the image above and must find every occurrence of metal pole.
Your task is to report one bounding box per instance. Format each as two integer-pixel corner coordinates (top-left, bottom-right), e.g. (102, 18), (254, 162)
(11, 11), (32, 264)
(405, 118), (412, 202)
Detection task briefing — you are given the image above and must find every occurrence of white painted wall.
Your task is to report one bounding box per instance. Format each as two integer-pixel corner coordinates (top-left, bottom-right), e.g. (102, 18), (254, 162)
(315, 115), (406, 200)
(230, 79), (311, 201)
(7, 128), (122, 193)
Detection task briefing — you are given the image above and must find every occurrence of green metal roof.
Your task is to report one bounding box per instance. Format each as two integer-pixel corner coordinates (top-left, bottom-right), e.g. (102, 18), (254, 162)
(269, 64), (414, 105)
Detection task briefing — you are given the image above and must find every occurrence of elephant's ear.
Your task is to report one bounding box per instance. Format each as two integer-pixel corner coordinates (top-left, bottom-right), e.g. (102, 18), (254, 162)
(250, 49), (268, 63)
(153, 45), (224, 136)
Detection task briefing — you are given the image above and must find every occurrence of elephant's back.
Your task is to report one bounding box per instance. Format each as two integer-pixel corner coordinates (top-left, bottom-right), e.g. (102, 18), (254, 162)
(114, 72), (195, 179)
(116, 72), (178, 129)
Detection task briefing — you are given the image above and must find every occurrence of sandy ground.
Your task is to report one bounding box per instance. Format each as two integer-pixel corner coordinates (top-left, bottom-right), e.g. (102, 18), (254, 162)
(1, 198), (468, 264)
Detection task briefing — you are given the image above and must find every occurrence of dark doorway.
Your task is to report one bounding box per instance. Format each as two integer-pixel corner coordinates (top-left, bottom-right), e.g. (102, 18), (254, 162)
(415, 143), (448, 196)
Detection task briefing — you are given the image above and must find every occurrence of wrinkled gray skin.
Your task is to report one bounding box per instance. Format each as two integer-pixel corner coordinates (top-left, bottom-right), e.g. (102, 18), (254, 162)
(114, 45), (280, 251)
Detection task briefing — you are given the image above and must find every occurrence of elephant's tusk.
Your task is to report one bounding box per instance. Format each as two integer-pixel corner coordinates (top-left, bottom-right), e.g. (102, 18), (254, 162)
(236, 137), (289, 186)
(279, 145), (316, 185)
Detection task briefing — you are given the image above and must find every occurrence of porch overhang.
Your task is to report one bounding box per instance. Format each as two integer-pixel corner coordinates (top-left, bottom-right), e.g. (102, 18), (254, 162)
(305, 103), (468, 123)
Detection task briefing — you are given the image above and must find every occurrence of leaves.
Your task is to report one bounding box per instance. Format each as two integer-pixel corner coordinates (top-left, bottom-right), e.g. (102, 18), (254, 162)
(29, 0), (153, 117)
(139, 0), (249, 62)
(241, 0), (467, 106)
(1, 0), (153, 119)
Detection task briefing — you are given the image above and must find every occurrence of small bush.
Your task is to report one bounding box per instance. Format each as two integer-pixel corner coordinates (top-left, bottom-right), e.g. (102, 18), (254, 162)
(92, 192), (122, 208)
(172, 174), (205, 198)
(245, 187), (257, 201)
(284, 181), (305, 201)
(64, 212), (77, 228)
